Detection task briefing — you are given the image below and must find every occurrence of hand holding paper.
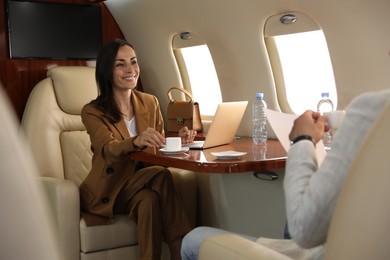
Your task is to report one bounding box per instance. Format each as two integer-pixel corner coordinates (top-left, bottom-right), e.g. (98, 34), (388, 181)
(265, 109), (327, 165)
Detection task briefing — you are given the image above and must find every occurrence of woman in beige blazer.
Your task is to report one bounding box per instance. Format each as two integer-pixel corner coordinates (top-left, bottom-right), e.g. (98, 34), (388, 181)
(80, 39), (196, 260)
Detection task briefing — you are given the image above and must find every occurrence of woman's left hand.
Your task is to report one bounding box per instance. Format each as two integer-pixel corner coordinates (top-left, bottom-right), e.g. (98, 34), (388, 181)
(178, 127), (197, 144)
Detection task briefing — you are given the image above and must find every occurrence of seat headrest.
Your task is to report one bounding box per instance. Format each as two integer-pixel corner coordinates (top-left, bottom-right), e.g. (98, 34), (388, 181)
(48, 66), (98, 115)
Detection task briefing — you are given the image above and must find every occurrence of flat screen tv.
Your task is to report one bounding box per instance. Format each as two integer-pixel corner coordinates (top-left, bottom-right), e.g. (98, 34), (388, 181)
(7, 0), (103, 60)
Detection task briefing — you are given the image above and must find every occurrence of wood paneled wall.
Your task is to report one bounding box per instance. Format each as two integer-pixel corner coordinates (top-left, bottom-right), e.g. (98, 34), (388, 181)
(0, 0), (125, 120)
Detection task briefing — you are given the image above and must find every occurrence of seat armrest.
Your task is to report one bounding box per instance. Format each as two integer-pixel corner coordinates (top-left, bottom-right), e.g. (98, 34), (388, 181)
(199, 233), (291, 260)
(40, 177), (80, 260)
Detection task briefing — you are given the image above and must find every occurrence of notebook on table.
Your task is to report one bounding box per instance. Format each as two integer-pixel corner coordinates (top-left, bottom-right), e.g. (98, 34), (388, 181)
(185, 101), (248, 149)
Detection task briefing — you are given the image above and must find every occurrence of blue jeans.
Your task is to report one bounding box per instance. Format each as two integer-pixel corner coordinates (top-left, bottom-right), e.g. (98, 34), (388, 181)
(181, 226), (257, 260)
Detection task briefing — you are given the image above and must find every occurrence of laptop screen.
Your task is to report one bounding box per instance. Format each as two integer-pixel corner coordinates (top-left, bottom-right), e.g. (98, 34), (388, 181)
(186, 101), (248, 149)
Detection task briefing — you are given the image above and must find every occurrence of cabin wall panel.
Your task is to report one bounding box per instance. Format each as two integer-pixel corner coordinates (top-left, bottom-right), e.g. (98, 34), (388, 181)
(307, 1), (390, 109)
(106, 0), (390, 137)
(0, 0), (125, 120)
(196, 169), (286, 239)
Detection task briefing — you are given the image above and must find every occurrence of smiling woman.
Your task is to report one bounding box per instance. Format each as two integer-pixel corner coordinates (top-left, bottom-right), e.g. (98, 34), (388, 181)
(112, 45), (140, 121)
(80, 39), (197, 260)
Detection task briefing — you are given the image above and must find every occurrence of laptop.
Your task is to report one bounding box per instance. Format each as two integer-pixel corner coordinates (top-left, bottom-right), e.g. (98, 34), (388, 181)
(185, 101), (248, 149)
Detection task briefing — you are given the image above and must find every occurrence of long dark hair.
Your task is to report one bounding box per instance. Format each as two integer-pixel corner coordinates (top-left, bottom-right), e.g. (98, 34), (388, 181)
(92, 39), (135, 123)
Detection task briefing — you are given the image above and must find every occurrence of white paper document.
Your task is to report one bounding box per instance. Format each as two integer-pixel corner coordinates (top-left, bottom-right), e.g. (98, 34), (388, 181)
(265, 108), (327, 165)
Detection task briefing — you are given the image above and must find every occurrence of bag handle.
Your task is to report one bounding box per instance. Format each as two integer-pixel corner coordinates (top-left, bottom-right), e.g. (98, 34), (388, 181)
(167, 87), (193, 102)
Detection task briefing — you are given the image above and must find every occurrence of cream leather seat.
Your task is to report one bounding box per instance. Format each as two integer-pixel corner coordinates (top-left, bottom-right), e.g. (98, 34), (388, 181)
(21, 66), (197, 260)
(0, 86), (62, 260)
(199, 98), (390, 260)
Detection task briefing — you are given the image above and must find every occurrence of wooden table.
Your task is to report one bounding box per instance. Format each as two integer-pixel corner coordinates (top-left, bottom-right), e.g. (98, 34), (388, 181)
(130, 137), (287, 173)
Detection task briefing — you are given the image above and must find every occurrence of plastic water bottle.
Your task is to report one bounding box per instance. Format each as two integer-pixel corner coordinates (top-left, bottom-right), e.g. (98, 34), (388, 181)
(317, 92), (334, 149)
(252, 92), (268, 144)
(317, 92), (334, 113)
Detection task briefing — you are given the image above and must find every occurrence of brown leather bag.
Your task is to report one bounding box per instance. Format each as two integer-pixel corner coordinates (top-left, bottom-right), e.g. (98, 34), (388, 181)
(167, 87), (203, 132)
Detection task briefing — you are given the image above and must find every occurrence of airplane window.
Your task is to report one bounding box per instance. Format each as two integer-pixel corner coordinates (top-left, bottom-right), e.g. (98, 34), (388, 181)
(265, 12), (338, 115)
(173, 33), (222, 116)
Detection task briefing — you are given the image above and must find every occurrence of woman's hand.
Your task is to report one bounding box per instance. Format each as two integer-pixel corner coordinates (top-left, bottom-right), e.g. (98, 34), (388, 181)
(134, 127), (165, 148)
(178, 126), (197, 144)
(289, 110), (327, 144)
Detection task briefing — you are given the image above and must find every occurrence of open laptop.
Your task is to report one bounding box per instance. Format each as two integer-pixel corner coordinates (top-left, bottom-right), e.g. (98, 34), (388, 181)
(185, 101), (248, 149)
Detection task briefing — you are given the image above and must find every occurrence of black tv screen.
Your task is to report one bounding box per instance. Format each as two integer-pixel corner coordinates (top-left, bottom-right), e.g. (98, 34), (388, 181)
(7, 0), (103, 60)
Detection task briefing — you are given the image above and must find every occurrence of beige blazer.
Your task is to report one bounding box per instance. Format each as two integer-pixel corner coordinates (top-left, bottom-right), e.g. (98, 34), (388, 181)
(80, 90), (165, 225)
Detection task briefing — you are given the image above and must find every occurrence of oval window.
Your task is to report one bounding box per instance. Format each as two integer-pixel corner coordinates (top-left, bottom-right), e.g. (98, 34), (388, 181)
(265, 12), (338, 115)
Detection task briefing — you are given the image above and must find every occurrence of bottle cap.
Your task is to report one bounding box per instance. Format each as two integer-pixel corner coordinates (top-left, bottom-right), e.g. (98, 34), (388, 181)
(321, 92), (329, 98)
(256, 92), (264, 99)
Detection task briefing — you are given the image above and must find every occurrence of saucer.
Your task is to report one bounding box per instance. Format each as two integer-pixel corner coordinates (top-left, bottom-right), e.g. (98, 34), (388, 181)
(211, 150), (247, 160)
(159, 147), (190, 155)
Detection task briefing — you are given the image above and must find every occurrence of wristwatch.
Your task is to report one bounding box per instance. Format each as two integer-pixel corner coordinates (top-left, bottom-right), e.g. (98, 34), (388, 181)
(291, 135), (315, 146)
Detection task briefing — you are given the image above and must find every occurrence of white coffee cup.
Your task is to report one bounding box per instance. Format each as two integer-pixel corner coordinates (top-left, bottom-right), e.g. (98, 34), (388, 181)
(165, 137), (182, 151)
(324, 110), (346, 130)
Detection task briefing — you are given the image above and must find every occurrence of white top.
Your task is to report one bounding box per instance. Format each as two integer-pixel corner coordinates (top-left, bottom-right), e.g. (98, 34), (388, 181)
(124, 117), (137, 137)
(258, 89), (390, 259)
